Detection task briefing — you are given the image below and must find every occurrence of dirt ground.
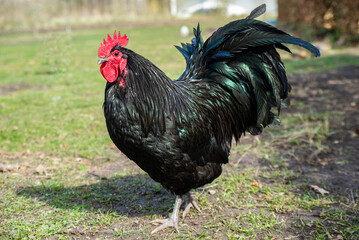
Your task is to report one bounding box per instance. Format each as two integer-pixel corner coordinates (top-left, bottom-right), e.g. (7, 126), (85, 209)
(271, 65), (359, 239)
(286, 65), (359, 195)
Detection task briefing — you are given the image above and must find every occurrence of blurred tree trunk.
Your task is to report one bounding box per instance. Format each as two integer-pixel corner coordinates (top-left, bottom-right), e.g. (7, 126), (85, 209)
(277, 0), (359, 45)
(148, 0), (170, 15)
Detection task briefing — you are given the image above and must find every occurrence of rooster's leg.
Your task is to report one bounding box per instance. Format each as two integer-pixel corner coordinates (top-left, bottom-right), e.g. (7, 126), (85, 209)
(151, 195), (182, 234)
(182, 192), (201, 219)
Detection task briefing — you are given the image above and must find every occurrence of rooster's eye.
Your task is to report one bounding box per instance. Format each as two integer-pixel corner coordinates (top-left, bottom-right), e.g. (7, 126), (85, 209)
(114, 52), (120, 57)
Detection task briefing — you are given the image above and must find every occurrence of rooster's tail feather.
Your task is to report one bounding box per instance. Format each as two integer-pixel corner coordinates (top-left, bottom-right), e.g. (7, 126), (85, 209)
(176, 4), (320, 137)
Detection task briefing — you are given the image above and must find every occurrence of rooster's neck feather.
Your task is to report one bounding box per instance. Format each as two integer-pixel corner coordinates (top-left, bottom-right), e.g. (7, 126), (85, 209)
(106, 48), (189, 135)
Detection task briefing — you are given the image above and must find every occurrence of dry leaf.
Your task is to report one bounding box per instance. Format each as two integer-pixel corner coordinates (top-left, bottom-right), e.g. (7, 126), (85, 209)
(333, 234), (343, 240)
(0, 163), (20, 172)
(309, 184), (329, 195)
(19, 164), (30, 170)
(208, 189), (216, 195)
(35, 165), (46, 175)
(251, 181), (262, 188)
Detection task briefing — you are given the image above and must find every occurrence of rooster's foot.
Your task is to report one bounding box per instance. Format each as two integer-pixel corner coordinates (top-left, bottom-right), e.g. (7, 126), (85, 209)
(151, 217), (179, 234)
(182, 192), (201, 219)
(151, 195), (182, 234)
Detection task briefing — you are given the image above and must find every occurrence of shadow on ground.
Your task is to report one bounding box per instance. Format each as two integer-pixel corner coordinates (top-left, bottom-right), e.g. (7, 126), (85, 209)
(16, 173), (174, 217)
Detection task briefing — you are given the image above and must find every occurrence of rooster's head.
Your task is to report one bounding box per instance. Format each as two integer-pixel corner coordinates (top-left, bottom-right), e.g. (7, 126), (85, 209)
(98, 31), (129, 86)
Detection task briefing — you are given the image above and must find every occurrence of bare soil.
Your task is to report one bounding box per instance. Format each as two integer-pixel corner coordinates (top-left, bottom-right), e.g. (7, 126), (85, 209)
(286, 66), (359, 195)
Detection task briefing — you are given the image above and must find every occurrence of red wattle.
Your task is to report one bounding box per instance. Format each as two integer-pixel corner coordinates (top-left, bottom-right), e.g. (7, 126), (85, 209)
(100, 62), (118, 83)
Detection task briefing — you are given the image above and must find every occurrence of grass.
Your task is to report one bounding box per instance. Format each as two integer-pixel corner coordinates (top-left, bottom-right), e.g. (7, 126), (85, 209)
(284, 54), (359, 74)
(1, 18), (359, 239)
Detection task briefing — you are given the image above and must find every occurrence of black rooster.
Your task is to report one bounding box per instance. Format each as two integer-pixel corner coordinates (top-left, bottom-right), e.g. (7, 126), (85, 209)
(98, 4), (319, 233)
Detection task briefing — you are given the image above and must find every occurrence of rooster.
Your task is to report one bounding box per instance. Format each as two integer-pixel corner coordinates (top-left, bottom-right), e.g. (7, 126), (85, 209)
(98, 4), (319, 234)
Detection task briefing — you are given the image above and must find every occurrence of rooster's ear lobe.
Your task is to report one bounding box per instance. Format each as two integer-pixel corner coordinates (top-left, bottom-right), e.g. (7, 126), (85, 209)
(122, 54), (128, 59)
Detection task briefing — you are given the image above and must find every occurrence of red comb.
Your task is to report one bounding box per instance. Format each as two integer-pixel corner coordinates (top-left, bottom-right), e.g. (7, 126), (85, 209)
(98, 30), (128, 57)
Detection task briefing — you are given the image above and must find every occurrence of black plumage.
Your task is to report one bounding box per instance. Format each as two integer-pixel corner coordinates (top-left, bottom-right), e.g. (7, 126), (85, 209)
(101, 4), (320, 233)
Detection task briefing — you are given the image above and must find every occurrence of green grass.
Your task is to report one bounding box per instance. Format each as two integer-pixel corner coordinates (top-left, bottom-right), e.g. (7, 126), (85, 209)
(1, 20), (359, 239)
(285, 54), (359, 74)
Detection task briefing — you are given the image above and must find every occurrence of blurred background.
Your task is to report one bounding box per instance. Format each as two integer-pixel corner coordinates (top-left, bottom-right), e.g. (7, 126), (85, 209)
(0, 0), (358, 45)
(1, 0), (276, 33)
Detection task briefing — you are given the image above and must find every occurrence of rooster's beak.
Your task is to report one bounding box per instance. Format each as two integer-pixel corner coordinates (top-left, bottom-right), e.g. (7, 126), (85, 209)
(98, 58), (108, 65)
